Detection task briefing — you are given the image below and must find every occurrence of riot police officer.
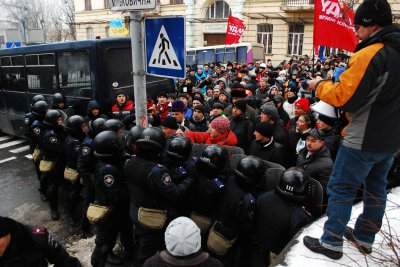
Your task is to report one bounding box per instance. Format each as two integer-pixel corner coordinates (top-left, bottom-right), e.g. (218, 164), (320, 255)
(77, 117), (106, 238)
(27, 100), (50, 200)
(52, 92), (74, 118)
(251, 168), (313, 266)
(65, 115), (88, 226)
(24, 94), (46, 143)
(189, 145), (228, 245)
(42, 109), (67, 220)
(212, 156), (266, 266)
(103, 119), (125, 137)
(126, 125), (144, 155)
(124, 127), (194, 266)
(163, 137), (195, 218)
(91, 130), (134, 267)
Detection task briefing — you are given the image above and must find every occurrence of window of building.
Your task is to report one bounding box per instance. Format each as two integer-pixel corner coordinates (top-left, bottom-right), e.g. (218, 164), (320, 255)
(87, 27), (94, 39)
(206, 1), (231, 19)
(85, 0), (92, 11)
(170, 0), (183, 4)
(104, 0), (110, 9)
(287, 24), (304, 55)
(257, 24), (273, 54)
(57, 51), (92, 98)
(25, 54), (57, 94)
(0, 56), (27, 92)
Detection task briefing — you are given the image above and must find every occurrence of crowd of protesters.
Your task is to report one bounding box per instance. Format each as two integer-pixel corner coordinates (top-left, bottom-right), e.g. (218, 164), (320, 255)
(4, 30), (399, 266)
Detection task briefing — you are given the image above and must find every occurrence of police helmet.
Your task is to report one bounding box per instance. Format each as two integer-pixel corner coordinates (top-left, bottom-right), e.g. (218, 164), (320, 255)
(89, 118), (106, 137)
(31, 100), (49, 118)
(166, 137), (193, 161)
(94, 130), (126, 158)
(126, 125), (144, 148)
(136, 127), (166, 153)
(234, 156), (265, 187)
(31, 95), (45, 107)
(197, 145), (228, 172)
(276, 167), (308, 202)
(103, 119), (124, 133)
(52, 93), (66, 107)
(66, 115), (85, 136)
(44, 110), (62, 127)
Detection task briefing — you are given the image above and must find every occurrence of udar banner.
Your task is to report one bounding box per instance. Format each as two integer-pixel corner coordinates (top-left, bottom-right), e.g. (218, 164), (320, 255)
(313, 0), (359, 53)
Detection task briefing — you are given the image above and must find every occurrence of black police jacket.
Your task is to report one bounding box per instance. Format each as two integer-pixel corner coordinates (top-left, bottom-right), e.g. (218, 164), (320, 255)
(65, 135), (85, 170)
(77, 136), (95, 183)
(0, 218), (80, 267)
(42, 126), (67, 161)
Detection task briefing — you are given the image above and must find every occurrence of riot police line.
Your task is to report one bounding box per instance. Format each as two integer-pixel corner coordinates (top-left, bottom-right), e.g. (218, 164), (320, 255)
(23, 93), (329, 267)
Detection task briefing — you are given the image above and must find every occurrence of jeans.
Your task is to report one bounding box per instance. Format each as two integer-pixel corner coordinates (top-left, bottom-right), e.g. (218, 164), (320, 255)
(321, 145), (395, 248)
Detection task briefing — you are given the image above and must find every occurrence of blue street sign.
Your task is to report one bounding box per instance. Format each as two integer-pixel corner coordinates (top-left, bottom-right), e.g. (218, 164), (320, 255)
(145, 16), (185, 78)
(5, 42), (22, 48)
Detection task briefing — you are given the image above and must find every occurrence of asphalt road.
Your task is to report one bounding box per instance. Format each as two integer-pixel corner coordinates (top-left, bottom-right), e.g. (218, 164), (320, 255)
(0, 132), (78, 241)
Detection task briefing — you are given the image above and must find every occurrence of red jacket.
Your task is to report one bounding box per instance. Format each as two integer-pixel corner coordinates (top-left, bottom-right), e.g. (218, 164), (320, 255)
(111, 100), (134, 120)
(156, 103), (170, 123)
(184, 130), (237, 146)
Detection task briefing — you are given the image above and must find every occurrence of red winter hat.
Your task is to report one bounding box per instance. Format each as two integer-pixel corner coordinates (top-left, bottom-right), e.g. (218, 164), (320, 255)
(210, 116), (230, 134)
(295, 98), (310, 112)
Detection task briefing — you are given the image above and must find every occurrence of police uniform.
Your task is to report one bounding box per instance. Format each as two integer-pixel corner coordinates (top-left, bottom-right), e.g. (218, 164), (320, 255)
(91, 159), (134, 267)
(0, 217), (81, 267)
(125, 156), (193, 266)
(29, 119), (46, 184)
(42, 125), (67, 217)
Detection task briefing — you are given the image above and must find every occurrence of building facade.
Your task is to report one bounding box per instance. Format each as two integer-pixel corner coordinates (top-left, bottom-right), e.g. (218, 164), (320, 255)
(74, 0), (400, 62)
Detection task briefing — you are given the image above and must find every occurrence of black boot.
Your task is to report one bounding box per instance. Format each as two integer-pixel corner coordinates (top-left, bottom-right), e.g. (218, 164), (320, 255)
(106, 252), (123, 265)
(51, 210), (60, 221)
(344, 226), (372, 254)
(303, 236), (343, 260)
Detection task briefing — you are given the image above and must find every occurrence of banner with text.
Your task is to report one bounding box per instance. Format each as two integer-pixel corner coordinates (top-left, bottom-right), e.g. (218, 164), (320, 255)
(313, 0), (359, 54)
(225, 16), (246, 45)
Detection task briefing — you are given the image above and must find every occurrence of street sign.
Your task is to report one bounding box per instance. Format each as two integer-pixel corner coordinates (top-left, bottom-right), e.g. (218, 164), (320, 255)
(5, 42), (22, 48)
(145, 17), (186, 79)
(108, 0), (156, 11)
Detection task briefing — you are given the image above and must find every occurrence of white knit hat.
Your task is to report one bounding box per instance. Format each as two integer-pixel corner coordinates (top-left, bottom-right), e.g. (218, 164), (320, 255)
(165, 217), (201, 256)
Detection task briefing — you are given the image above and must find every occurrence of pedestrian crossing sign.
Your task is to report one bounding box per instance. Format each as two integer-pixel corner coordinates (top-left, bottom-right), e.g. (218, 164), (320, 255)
(145, 16), (185, 78)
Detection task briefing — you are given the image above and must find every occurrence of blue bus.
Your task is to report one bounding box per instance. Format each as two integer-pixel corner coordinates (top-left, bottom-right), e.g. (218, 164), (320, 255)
(186, 43), (265, 66)
(0, 38), (173, 136)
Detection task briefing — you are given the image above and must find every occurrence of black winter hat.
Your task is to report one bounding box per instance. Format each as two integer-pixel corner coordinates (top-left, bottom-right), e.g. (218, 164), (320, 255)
(230, 81), (245, 89)
(354, 0), (392, 27)
(0, 217), (11, 237)
(233, 100), (247, 114)
(255, 122), (274, 138)
(230, 88), (247, 98)
(261, 104), (279, 122)
(212, 103), (225, 110)
(157, 91), (168, 98)
(318, 114), (337, 127)
(171, 100), (186, 112)
(193, 105), (206, 115)
(162, 116), (179, 130)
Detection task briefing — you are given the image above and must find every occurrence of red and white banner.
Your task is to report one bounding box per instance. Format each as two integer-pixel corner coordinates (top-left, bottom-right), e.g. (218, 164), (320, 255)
(313, 0), (359, 54)
(225, 16), (246, 45)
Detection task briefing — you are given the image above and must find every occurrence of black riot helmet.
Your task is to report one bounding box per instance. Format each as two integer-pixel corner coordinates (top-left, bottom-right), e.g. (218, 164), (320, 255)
(126, 125), (144, 149)
(197, 145), (228, 173)
(94, 130), (126, 158)
(89, 118), (106, 138)
(52, 93), (66, 108)
(31, 100), (50, 118)
(234, 156), (265, 188)
(103, 119), (124, 133)
(31, 95), (45, 107)
(136, 127), (166, 153)
(44, 110), (63, 127)
(275, 167), (308, 203)
(166, 137), (193, 161)
(66, 115), (86, 137)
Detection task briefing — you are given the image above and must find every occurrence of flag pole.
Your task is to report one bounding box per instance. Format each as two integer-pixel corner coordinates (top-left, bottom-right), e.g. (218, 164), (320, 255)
(312, 45), (316, 77)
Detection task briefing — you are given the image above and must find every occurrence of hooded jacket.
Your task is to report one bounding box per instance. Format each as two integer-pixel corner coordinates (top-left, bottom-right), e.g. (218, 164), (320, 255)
(316, 25), (400, 151)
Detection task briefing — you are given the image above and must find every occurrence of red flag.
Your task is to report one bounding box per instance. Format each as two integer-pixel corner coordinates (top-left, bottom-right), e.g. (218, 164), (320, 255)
(225, 16), (246, 45)
(313, 0), (359, 54)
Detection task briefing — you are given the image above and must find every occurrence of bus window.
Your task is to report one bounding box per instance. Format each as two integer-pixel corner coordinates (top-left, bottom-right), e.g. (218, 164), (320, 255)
(26, 53), (57, 95)
(237, 46), (247, 64)
(216, 47), (235, 63)
(105, 48), (133, 92)
(57, 51), (91, 98)
(186, 51), (196, 66)
(1, 56), (27, 92)
(197, 49), (215, 65)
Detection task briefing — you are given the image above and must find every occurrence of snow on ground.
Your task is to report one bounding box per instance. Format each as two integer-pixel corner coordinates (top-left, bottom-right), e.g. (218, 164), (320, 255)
(64, 188), (400, 267)
(277, 187), (400, 267)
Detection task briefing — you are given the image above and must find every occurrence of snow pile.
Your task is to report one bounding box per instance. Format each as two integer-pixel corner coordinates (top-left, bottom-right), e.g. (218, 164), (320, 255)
(65, 235), (95, 267)
(277, 187), (400, 267)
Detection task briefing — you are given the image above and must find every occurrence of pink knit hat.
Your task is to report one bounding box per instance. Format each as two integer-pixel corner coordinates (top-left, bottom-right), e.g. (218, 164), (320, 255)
(210, 116), (230, 134)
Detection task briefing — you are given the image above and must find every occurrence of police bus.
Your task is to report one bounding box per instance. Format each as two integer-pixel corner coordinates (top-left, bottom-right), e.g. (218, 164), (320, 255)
(0, 38), (173, 136)
(186, 43), (264, 66)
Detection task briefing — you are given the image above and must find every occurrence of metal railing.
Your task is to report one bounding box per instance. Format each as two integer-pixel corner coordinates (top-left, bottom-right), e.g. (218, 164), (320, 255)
(282, 0), (314, 6)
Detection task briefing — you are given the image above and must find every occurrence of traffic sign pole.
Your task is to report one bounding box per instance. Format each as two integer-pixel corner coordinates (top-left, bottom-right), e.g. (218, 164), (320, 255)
(130, 11), (148, 128)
